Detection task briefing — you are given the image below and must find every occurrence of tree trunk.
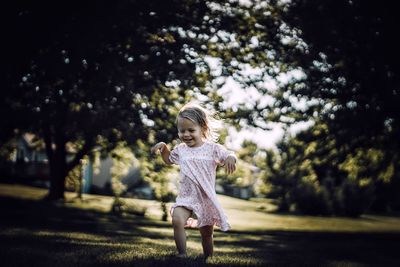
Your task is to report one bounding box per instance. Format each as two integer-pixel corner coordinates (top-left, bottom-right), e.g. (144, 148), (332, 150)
(47, 167), (66, 200)
(161, 202), (168, 221)
(46, 146), (68, 201)
(43, 115), (94, 201)
(43, 124), (68, 201)
(77, 174), (83, 199)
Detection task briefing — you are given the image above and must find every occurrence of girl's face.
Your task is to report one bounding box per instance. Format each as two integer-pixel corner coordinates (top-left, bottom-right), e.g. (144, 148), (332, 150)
(177, 117), (204, 147)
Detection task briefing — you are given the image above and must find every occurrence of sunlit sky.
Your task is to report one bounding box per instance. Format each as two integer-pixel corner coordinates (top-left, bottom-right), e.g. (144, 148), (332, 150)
(204, 57), (313, 151)
(219, 80), (312, 151)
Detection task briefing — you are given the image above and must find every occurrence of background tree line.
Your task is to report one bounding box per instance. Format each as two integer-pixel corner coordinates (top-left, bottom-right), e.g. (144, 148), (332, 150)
(255, 0), (400, 216)
(1, 0), (399, 216)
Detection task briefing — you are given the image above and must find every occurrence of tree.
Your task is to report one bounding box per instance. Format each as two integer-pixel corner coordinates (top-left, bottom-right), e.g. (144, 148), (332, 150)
(2, 0), (217, 200)
(206, 1), (400, 214)
(134, 139), (177, 221)
(279, 0), (400, 212)
(3, 0), (294, 200)
(271, 0), (400, 152)
(264, 121), (399, 216)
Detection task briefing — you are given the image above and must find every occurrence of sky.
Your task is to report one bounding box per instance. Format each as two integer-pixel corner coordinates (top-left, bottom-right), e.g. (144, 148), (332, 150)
(226, 125), (284, 150)
(206, 58), (313, 151)
(216, 77), (282, 150)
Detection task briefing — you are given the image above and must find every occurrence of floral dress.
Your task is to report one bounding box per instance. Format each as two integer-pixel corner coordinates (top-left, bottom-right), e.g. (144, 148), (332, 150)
(169, 141), (233, 231)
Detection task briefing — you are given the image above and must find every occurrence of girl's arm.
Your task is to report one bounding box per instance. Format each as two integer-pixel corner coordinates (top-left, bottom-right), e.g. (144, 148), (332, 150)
(151, 142), (173, 165)
(214, 143), (237, 174)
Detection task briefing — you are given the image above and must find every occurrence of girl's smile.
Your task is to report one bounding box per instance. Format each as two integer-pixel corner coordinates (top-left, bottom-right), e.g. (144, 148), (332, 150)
(177, 117), (204, 147)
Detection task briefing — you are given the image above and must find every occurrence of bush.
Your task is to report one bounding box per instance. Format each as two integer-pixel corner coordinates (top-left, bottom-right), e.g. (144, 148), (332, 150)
(111, 199), (147, 217)
(294, 182), (333, 215)
(334, 180), (374, 217)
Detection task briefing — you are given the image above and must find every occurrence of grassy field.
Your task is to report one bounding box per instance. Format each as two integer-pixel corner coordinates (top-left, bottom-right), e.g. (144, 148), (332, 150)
(1, 182), (400, 266)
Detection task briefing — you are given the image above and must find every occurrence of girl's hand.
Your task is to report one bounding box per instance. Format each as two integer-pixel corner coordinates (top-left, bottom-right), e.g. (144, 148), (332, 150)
(151, 142), (173, 165)
(224, 155), (237, 174)
(151, 142), (167, 154)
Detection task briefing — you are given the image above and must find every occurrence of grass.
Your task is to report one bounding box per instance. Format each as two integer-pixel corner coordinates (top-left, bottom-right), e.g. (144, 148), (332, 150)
(1, 182), (400, 266)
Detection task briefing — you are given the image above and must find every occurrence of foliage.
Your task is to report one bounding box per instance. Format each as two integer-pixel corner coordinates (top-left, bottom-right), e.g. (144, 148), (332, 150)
(226, 0), (399, 153)
(134, 140), (177, 221)
(2, 0), (301, 200)
(1, 0), (228, 200)
(264, 122), (400, 216)
(108, 143), (136, 215)
(216, 140), (266, 199)
(215, 0), (400, 216)
(110, 144), (135, 198)
(263, 139), (300, 212)
(64, 158), (84, 197)
(282, 0), (399, 145)
(3, 0), (398, 218)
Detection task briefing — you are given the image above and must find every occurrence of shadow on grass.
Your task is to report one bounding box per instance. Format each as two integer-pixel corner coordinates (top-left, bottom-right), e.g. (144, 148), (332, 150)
(0, 195), (170, 232)
(1, 195), (400, 266)
(217, 229), (400, 266)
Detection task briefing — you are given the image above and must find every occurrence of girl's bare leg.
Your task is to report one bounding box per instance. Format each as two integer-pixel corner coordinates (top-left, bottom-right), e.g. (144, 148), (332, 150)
(199, 225), (214, 258)
(172, 207), (191, 257)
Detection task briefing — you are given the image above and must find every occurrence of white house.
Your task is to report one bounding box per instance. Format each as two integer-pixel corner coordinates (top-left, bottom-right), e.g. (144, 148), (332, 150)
(9, 133), (152, 198)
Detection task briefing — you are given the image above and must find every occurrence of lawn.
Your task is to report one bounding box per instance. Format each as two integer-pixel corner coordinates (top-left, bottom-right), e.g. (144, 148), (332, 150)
(1, 182), (400, 266)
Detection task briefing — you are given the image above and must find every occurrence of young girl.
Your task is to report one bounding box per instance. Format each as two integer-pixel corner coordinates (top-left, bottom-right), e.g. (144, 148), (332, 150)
(151, 103), (237, 259)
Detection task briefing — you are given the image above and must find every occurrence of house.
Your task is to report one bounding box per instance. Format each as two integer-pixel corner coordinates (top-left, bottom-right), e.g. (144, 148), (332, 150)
(216, 160), (260, 200)
(8, 133), (50, 185)
(87, 155), (153, 199)
(15, 133), (48, 163)
(4, 133), (152, 198)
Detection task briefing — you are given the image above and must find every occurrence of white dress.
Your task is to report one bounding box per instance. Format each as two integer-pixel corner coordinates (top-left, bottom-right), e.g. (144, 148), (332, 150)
(169, 141), (233, 231)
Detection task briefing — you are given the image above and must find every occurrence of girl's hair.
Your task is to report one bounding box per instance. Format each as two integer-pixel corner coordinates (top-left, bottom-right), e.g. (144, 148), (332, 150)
(177, 103), (222, 142)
